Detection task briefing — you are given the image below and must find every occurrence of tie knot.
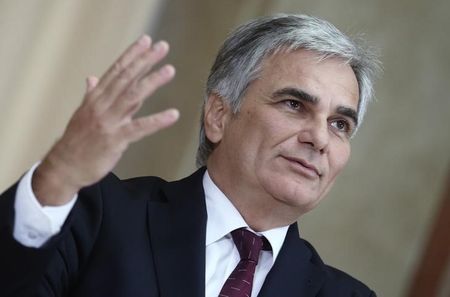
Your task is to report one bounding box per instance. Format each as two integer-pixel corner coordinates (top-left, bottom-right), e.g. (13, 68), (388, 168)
(231, 229), (264, 263)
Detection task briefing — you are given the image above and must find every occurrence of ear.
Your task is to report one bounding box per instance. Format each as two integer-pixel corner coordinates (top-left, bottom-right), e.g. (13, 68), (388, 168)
(203, 93), (231, 144)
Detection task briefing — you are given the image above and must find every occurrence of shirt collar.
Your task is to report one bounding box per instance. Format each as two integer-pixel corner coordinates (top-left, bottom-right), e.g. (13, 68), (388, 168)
(203, 170), (289, 263)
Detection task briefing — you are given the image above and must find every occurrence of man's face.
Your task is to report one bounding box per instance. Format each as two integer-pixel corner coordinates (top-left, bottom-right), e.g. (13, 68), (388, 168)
(206, 49), (359, 217)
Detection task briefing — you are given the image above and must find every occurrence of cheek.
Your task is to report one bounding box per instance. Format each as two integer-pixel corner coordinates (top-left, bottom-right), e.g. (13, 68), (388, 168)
(328, 144), (351, 179)
(316, 146), (350, 202)
(236, 110), (279, 148)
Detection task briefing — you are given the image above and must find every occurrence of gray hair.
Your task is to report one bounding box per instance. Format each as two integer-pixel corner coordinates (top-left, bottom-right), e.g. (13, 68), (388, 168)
(196, 13), (380, 167)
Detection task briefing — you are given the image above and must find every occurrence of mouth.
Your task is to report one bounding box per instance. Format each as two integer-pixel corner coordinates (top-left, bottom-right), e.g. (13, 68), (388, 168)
(281, 156), (322, 178)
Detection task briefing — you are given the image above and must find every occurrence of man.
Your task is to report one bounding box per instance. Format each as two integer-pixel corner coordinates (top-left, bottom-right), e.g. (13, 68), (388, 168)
(0, 14), (379, 296)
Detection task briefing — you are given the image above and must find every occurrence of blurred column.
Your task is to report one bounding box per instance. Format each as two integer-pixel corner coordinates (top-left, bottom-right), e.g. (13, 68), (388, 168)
(406, 167), (450, 297)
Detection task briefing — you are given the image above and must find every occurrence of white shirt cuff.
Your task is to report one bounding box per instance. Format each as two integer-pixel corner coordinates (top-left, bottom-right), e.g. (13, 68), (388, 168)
(13, 162), (77, 247)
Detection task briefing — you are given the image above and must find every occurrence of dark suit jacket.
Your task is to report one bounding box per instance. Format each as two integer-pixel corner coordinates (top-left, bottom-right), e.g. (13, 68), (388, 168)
(0, 168), (375, 297)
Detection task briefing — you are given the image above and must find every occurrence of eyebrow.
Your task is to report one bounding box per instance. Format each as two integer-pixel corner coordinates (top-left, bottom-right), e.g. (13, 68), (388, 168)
(272, 87), (318, 104)
(272, 87), (359, 126)
(336, 106), (358, 127)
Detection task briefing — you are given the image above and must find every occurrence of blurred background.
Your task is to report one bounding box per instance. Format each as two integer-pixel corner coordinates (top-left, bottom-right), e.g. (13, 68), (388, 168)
(0, 0), (449, 296)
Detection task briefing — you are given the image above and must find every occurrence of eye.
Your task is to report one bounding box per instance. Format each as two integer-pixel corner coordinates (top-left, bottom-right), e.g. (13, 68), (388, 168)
(330, 119), (351, 134)
(283, 99), (303, 111)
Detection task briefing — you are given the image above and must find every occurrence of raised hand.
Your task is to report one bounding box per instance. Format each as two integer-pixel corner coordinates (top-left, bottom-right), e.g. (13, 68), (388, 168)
(32, 35), (179, 206)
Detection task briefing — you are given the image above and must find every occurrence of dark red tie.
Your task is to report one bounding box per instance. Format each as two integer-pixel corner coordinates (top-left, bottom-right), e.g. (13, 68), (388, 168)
(218, 229), (265, 297)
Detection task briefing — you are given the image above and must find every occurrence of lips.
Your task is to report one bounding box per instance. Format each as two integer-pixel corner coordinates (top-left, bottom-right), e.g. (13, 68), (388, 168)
(281, 156), (321, 178)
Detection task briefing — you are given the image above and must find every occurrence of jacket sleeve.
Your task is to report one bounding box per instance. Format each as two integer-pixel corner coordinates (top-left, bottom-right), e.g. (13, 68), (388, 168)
(0, 177), (104, 297)
(13, 164), (77, 248)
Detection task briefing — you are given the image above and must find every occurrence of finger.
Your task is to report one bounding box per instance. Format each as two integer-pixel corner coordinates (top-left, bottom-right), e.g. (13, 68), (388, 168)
(122, 108), (180, 143)
(85, 76), (99, 93)
(101, 41), (170, 108)
(96, 35), (152, 92)
(108, 64), (175, 120)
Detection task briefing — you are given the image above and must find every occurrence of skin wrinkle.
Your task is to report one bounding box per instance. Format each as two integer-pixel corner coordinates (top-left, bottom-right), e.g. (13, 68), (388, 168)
(206, 49), (359, 231)
(197, 15), (380, 167)
(270, 87), (358, 131)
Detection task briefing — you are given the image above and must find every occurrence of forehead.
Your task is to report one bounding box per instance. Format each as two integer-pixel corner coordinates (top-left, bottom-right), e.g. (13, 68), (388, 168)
(255, 49), (360, 108)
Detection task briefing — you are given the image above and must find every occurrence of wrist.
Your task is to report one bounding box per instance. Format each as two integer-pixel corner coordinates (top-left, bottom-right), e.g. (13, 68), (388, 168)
(32, 149), (81, 206)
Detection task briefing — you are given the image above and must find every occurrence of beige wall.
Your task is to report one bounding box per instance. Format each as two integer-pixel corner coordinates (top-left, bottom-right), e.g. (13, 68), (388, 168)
(0, 0), (163, 189)
(1, 0), (449, 296)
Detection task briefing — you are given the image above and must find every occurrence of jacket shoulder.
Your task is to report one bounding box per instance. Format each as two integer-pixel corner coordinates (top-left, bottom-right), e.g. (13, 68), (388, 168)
(94, 172), (169, 203)
(303, 239), (376, 296)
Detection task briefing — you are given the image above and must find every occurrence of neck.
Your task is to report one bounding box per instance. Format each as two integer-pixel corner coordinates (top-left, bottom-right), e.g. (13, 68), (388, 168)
(206, 161), (302, 232)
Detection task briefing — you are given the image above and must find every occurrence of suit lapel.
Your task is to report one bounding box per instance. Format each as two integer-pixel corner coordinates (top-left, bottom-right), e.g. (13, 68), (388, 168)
(145, 168), (326, 297)
(147, 168), (207, 297)
(258, 224), (325, 297)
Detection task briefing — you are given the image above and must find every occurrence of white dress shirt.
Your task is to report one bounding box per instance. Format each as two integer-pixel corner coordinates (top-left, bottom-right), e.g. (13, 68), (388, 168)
(13, 167), (289, 297)
(203, 171), (288, 297)
(13, 163), (77, 247)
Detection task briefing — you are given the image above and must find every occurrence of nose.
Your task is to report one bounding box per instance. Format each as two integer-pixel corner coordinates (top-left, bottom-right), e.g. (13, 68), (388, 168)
(297, 119), (329, 153)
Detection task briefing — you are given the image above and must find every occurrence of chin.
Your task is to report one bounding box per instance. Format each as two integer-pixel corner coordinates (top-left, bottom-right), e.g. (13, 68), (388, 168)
(283, 193), (320, 211)
(261, 175), (322, 212)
